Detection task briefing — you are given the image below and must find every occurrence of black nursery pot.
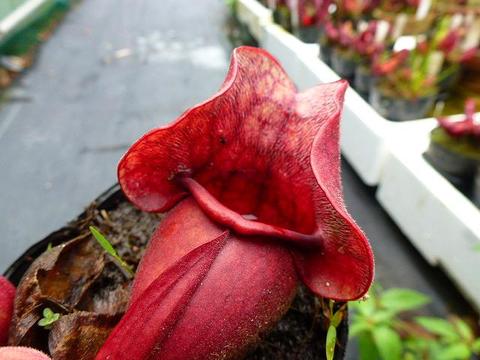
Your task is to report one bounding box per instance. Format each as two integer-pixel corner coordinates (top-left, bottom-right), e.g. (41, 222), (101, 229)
(369, 85), (435, 121)
(294, 25), (320, 43)
(319, 40), (333, 66)
(330, 47), (356, 82)
(354, 64), (374, 98)
(474, 169), (480, 207)
(436, 66), (461, 102)
(273, 5), (292, 33)
(424, 132), (478, 193)
(4, 184), (349, 360)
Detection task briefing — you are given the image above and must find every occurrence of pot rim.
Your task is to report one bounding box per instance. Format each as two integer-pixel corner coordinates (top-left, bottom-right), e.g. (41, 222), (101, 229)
(3, 184), (123, 284)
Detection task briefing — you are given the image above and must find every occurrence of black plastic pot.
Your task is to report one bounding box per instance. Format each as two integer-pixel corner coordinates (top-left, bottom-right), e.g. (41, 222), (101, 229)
(273, 5), (292, 33)
(294, 25), (319, 43)
(318, 28), (332, 66)
(473, 169), (480, 207)
(319, 43), (332, 66)
(354, 64), (374, 99)
(437, 67), (461, 102)
(424, 138), (477, 193)
(330, 47), (356, 82)
(4, 184), (123, 285)
(4, 184), (349, 359)
(369, 85), (435, 121)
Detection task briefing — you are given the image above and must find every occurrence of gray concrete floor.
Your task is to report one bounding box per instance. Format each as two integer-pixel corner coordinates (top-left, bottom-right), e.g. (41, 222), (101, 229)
(0, 0), (475, 357)
(0, 0), (231, 269)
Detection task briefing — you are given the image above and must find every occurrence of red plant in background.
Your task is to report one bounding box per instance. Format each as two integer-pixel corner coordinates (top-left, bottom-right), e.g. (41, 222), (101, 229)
(316, 0), (332, 23)
(364, 0), (381, 11)
(337, 21), (355, 47)
(381, 0), (419, 12)
(0, 276), (15, 346)
(334, 0), (380, 18)
(343, 0), (363, 15)
(354, 21), (384, 58)
(436, 21), (479, 64)
(325, 20), (339, 41)
(298, 0), (319, 26)
(438, 99), (480, 139)
(372, 49), (410, 76)
(459, 47), (478, 63)
(96, 46), (374, 359)
(438, 30), (461, 55)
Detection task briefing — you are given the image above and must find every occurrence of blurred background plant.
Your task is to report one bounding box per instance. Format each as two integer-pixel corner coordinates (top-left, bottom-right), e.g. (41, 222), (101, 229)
(350, 284), (480, 360)
(265, 0), (480, 120)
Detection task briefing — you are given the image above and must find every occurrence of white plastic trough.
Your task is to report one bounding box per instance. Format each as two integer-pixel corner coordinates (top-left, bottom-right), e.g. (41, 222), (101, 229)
(377, 119), (480, 312)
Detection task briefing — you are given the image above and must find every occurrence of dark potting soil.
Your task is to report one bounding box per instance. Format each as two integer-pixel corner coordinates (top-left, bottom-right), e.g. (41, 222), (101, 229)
(11, 197), (346, 359)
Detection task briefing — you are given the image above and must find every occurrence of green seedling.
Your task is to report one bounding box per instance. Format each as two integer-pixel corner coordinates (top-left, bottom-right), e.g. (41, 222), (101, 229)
(38, 307), (60, 330)
(89, 226), (134, 277)
(325, 299), (346, 360)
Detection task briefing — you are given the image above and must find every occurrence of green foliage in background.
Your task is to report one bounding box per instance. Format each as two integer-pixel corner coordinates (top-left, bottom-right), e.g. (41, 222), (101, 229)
(350, 284), (480, 360)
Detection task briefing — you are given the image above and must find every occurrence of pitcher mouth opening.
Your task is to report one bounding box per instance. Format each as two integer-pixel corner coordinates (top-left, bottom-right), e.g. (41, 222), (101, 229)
(177, 176), (323, 249)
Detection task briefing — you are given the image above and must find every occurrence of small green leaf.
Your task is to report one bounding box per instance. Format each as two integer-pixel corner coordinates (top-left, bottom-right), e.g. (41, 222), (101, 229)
(404, 337), (431, 354)
(353, 295), (376, 317)
(349, 321), (371, 337)
(380, 288), (430, 313)
(38, 318), (51, 327)
(46, 242), (53, 252)
(358, 333), (379, 360)
(90, 226), (118, 258)
(452, 318), (473, 342)
(472, 339), (480, 353)
(331, 308), (344, 328)
(372, 326), (402, 360)
(43, 307), (54, 318)
(38, 307), (61, 329)
(473, 243), (480, 252)
(370, 309), (395, 325)
(415, 317), (459, 341)
(326, 325), (337, 360)
(438, 343), (470, 360)
(89, 226), (134, 277)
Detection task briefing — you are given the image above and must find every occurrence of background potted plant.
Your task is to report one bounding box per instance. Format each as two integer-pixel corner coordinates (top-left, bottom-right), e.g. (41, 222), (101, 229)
(350, 283), (480, 359)
(272, 0), (293, 32)
(373, 0), (435, 37)
(318, 0), (377, 67)
(432, 15), (480, 101)
(352, 20), (388, 97)
(368, 46), (438, 121)
(319, 20), (338, 65)
(0, 47), (374, 360)
(425, 99), (480, 195)
(329, 21), (358, 81)
(289, 0), (321, 43)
